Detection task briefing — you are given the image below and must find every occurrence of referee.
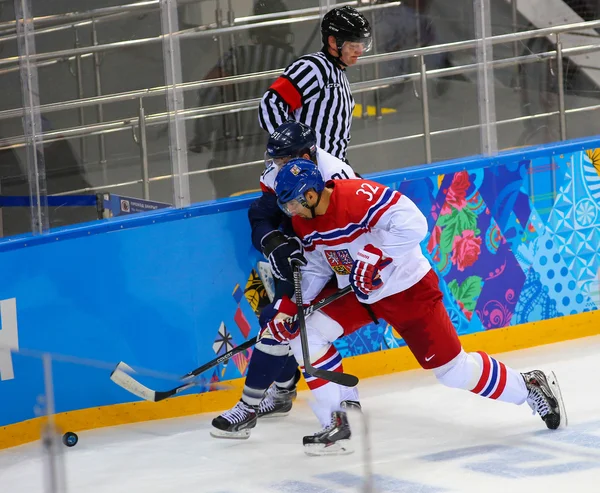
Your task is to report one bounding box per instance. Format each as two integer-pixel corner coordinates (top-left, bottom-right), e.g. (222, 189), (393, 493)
(258, 6), (372, 162)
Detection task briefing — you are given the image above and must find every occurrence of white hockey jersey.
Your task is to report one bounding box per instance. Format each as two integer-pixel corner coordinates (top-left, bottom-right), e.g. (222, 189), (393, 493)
(260, 147), (357, 194)
(292, 179), (431, 304)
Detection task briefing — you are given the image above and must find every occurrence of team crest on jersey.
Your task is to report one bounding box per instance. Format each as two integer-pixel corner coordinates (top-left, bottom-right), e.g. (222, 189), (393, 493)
(324, 249), (354, 275)
(290, 164), (301, 176)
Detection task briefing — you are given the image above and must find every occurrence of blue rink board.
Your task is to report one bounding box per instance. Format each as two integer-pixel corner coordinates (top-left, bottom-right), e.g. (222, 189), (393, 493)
(0, 135), (599, 428)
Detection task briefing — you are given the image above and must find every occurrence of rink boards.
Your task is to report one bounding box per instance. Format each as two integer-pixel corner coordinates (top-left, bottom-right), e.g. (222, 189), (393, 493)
(1, 136), (599, 449)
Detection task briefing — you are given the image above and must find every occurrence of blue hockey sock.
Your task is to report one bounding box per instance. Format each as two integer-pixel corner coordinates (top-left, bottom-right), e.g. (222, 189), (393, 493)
(242, 338), (288, 407)
(275, 354), (300, 390)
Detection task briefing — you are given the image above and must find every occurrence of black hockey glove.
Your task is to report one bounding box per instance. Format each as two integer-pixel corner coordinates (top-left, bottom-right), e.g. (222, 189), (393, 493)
(261, 230), (307, 283)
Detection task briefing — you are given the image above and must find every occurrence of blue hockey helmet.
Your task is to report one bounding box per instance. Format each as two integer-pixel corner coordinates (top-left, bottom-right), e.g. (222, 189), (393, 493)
(274, 158), (325, 217)
(265, 121), (317, 168)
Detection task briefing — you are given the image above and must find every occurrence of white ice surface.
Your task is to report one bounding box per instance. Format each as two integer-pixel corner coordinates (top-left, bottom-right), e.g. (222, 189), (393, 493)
(2, 336), (600, 493)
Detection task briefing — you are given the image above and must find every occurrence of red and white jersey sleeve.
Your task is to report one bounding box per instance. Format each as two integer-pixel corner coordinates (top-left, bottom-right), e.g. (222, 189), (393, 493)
(258, 147), (357, 194)
(292, 180), (431, 304)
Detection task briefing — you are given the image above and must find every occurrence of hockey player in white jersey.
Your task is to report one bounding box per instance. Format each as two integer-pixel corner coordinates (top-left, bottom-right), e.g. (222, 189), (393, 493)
(211, 121), (358, 439)
(261, 158), (567, 455)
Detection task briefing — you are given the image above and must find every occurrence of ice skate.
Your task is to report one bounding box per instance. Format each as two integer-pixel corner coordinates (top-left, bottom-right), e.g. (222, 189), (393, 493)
(523, 370), (567, 430)
(210, 400), (257, 439)
(257, 384), (296, 418)
(258, 368), (301, 418)
(303, 411), (353, 456)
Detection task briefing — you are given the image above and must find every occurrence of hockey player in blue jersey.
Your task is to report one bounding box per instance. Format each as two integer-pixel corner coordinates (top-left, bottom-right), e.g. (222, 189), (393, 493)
(211, 121), (357, 438)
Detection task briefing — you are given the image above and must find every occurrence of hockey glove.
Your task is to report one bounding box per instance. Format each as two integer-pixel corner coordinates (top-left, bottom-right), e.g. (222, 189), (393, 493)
(349, 244), (393, 300)
(261, 230), (307, 283)
(258, 296), (300, 343)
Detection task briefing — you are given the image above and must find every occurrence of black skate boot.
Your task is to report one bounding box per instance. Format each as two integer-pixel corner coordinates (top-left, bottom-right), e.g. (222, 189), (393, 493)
(210, 400), (257, 439)
(257, 385), (296, 418)
(303, 411), (353, 456)
(522, 370), (567, 430)
(258, 368), (301, 418)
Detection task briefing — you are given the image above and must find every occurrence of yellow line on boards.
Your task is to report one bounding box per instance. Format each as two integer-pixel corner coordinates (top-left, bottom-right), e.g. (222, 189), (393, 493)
(1, 310), (598, 450)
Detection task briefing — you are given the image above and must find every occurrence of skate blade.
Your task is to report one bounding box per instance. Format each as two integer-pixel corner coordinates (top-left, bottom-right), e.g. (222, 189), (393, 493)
(304, 439), (353, 457)
(209, 428), (252, 440)
(547, 370), (568, 428)
(258, 411), (290, 419)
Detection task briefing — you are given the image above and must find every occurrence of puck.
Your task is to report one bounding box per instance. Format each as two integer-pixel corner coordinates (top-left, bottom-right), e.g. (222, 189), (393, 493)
(62, 432), (78, 447)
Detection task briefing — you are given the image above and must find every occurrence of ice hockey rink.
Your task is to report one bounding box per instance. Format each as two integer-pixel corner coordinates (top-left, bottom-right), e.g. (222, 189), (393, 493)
(1, 335), (599, 493)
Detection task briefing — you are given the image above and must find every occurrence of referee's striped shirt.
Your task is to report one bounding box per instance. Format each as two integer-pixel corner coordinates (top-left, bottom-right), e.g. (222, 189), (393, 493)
(258, 49), (355, 161)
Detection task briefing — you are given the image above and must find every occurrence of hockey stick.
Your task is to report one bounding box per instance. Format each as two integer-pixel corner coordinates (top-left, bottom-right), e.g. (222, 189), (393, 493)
(110, 284), (354, 401)
(256, 261), (275, 302)
(110, 338), (257, 402)
(293, 264), (359, 387)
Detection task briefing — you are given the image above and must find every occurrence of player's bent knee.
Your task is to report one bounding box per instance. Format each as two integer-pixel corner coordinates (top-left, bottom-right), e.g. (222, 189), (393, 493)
(433, 350), (482, 390)
(287, 311), (344, 370)
(305, 311), (344, 344)
(289, 337), (329, 366)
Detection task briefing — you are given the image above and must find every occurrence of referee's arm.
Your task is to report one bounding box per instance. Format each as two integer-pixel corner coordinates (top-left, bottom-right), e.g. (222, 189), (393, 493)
(258, 58), (324, 134)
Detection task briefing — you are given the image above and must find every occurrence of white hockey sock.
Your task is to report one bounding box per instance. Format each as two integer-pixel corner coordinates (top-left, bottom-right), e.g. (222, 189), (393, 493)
(287, 311), (355, 428)
(309, 376), (360, 427)
(434, 350), (528, 405)
(341, 385), (360, 404)
(303, 344), (346, 428)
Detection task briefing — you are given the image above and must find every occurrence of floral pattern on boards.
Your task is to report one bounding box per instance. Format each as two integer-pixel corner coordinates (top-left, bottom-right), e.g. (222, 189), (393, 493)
(215, 148), (600, 370)
(447, 276), (482, 320)
(451, 230), (482, 272)
(429, 171), (489, 322)
(337, 149), (596, 356)
(332, 150), (597, 356)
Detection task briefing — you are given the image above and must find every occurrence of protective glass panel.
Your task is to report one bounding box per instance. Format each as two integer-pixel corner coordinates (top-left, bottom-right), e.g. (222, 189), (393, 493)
(0, 1), (34, 238)
(4, 0), (50, 237)
(348, 0), (482, 173)
(490, 0), (600, 149)
(180, 0), (322, 201)
(0, 1), (181, 239)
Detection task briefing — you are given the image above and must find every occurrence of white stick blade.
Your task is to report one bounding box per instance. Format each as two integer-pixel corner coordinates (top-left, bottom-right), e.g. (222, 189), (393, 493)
(257, 261), (275, 302)
(110, 362), (156, 401)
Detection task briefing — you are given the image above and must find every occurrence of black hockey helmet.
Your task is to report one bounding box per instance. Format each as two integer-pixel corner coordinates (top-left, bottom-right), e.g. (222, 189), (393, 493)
(321, 6), (372, 55)
(265, 121), (317, 167)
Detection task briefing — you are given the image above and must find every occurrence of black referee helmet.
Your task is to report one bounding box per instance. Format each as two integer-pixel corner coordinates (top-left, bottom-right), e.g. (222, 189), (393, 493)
(321, 6), (372, 55)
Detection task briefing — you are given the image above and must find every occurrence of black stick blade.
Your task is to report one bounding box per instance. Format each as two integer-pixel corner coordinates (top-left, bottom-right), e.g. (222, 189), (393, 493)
(311, 369), (359, 387)
(154, 389), (178, 402)
(154, 381), (198, 402)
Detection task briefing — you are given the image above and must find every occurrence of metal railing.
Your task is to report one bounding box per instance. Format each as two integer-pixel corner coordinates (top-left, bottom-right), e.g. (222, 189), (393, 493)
(2, 14), (600, 198)
(2, 14), (600, 122)
(0, 1), (394, 67)
(0, 0), (402, 180)
(0, 0), (158, 34)
(0, 0), (353, 36)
